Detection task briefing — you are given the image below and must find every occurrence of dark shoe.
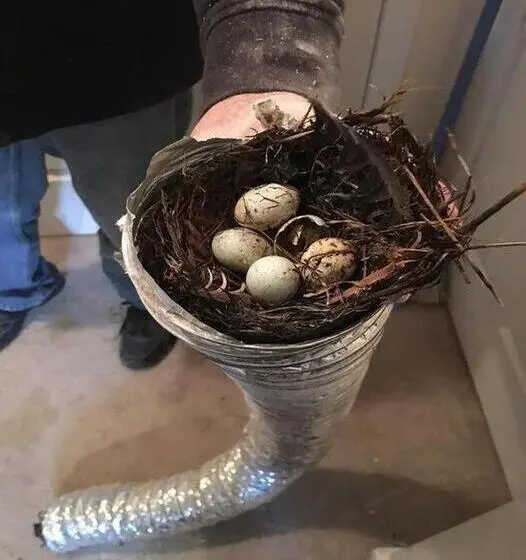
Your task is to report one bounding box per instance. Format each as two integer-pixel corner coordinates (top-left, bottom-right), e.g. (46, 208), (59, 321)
(0, 309), (28, 351)
(119, 306), (176, 370)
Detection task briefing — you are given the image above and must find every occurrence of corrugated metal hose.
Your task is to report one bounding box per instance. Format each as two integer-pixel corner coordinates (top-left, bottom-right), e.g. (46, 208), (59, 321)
(35, 138), (392, 554)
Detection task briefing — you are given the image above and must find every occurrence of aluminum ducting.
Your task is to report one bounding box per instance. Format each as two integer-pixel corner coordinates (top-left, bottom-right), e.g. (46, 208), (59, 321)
(36, 139), (392, 554)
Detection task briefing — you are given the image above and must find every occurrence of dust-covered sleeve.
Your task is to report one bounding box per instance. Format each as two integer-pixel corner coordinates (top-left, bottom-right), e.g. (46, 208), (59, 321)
(192, 0), (344, 111)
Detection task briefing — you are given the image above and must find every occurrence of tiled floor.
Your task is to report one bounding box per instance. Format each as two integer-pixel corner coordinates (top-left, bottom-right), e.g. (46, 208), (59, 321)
(0, 237), (509, 560)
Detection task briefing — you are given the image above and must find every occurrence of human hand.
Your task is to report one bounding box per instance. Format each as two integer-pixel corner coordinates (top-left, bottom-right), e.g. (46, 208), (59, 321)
(191, 92), (312, 141)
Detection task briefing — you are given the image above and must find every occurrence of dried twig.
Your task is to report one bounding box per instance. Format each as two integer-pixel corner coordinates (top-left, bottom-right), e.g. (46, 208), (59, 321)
(404, 166), (462, 246)
(461, 255), (503, 306)
(462, 183), (526, 233)
(464, 241), (526, 251)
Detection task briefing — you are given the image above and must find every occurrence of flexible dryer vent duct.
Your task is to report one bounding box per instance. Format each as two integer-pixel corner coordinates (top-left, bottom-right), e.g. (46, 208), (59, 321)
(37, 139), (392, 553)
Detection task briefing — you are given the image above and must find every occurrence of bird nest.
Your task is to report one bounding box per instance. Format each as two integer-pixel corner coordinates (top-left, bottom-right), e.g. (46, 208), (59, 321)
(134, 93), (525, 343)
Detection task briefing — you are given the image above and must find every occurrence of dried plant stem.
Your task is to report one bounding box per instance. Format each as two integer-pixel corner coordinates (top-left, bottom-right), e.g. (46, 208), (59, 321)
(403, 166), (463, 250)
(461, 255), (503, 306)
(464, 241), (526, 251)
(403, 165), (505, 304)
(462, 183), (526, 233)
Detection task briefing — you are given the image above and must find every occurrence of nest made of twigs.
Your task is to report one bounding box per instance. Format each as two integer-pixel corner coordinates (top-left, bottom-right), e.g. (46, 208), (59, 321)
(135, 92), (526, 343)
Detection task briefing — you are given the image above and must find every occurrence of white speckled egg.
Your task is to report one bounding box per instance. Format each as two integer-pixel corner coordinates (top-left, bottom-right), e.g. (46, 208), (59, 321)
(234, 183), (300, 231)
(246, 256), (300, 305)
(211, 228), (271, 273)
(301, 238), (358, 289)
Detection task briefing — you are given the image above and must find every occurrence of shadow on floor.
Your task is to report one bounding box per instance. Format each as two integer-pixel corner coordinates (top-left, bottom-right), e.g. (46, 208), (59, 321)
(71, 468), (502, 557)
(197, 468), (500, 547)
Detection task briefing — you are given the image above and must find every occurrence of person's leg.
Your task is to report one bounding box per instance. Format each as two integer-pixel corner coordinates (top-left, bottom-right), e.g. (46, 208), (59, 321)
(0, 141), (65, 350)
(48, 92), (192, 368)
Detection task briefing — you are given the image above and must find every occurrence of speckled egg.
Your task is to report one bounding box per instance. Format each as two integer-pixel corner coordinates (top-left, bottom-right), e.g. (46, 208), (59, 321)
(301, 237), (358, 289)
(234, 183), (300, 231)
(211, 228), (272, 273)
(246, 256), (300, 305)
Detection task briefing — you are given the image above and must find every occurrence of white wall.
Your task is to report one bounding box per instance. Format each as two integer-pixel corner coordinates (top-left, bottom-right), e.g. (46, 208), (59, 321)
(370, 6), (526, 556)
(442, 0), (526, 497)
(365, 0), (484, 139)
(339, 0), (384, 109)
(41, 156), (97, 236)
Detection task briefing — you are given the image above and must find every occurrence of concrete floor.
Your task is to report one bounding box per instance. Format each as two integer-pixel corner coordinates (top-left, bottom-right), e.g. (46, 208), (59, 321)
(0, 237), (509, 560)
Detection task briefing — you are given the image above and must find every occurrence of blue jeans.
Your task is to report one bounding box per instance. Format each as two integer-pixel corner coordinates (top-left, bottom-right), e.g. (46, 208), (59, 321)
(0, 93), (191, 312)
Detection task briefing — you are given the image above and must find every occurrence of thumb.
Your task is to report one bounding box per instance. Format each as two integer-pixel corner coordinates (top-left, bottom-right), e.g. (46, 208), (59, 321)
(191, 92), (312, 141)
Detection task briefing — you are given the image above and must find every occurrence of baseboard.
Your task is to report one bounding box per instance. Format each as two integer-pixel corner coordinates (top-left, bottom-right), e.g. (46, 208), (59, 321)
(369, 500), (526, 560)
